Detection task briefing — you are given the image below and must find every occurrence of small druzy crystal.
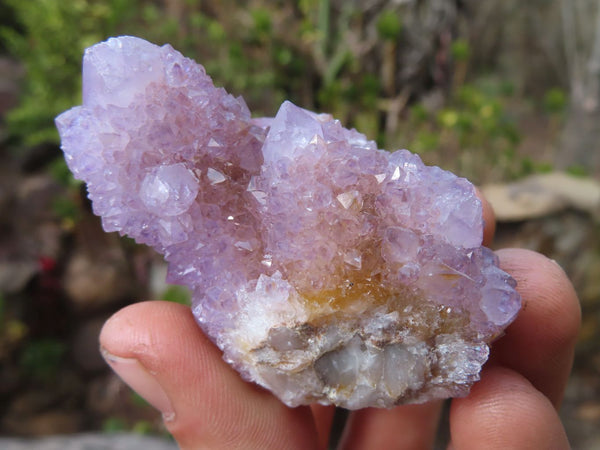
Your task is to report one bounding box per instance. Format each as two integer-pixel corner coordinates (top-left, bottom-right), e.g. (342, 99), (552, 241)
(56, 36), (521, 409)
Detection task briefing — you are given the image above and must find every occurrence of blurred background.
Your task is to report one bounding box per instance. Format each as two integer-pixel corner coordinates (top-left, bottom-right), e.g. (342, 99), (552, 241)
(0, 0), (599, 448)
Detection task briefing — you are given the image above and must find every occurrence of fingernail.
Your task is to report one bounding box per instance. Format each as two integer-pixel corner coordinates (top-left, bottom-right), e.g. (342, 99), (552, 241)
(101, 347), (175, 421)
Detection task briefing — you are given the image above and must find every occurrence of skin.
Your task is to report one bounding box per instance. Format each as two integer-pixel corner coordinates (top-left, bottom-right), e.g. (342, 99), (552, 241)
(100, 195), (580, 449)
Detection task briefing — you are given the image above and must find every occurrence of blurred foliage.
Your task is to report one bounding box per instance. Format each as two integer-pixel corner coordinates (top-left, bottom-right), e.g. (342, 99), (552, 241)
(392, 77), (554, 184)
(51, 195), (81, 225)
(543, 87), (568, 114)
(48, 158), (82, 188)
(0, 292), (28, 360)
(102, 395), (159, 436)
(376, 10), (403, 41)
(1, 0), (569, 182)
(102, 417), (128, 433)
(0, 1), (437, 147)
(566, 164), (590, 177)
(19, 338), (66, 381)
(103, 416), (170, 438)
(132, 420), (154, 435)
(450, 39), (471, 62)
(161, 284), (191, 306)
(48, 158), (82, 225)
(0, 0), (139, 145)
(130, 392), (150, 408)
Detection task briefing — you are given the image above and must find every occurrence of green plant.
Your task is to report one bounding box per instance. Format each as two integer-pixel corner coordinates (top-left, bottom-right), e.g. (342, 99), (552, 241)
(0, 0), (133, 145)
(102, 417), (127, 433)
(376, 10), (403, 41)
(48, 158), (80, 188)
(566, 164), (589, 177)
(450, 39), (470, 62)
(393, 77), (530, 183)
(19, 338), (66, 381)
(2, 1), (557, 186)
(161, 284), (192, 306)
(543, 87), (567, 114)
(52, 195), (80, 224)
(251, 7), (272, 41)
(132, 420), (153, 435)
(410, 130), (440, 153)
(1, 0), (224, 145)
(130, 391), (149, 407)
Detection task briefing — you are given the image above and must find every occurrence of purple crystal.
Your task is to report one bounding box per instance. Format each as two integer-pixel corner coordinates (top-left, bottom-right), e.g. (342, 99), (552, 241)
(56, 36), (521, 409)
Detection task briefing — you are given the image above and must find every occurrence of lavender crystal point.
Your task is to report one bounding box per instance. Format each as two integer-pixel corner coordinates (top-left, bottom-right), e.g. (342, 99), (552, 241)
(56, 36), (521, 409)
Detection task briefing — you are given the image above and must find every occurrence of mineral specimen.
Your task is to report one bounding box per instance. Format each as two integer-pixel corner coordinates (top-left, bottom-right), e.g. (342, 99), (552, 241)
(56, 36), (521, 409)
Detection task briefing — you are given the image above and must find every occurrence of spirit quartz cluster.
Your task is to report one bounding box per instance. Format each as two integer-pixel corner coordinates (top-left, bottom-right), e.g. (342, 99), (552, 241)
(56, 36), (521, 409)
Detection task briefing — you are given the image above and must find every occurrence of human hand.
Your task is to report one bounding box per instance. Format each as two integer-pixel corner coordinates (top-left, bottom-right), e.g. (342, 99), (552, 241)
(99, 198), (580, 449)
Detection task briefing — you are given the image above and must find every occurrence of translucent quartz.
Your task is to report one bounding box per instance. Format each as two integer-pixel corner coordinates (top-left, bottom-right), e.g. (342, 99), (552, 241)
(56, 36), (521, 409)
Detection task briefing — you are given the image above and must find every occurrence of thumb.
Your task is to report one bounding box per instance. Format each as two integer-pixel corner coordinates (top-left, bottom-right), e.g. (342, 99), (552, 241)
(99, 301), (320, 450)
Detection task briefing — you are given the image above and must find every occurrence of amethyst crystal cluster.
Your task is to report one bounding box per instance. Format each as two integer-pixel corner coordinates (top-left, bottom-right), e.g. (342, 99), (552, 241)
(56, 36), (521, 409)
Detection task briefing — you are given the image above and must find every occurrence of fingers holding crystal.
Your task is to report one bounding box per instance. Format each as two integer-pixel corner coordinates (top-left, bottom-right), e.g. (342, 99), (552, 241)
(493, 248), (581, 407)
(337, 247), (578, 449)
(338, 402), (442, 450)
(449, 366), (570, 450)
(100, 301), (320, 450)
(310, 404), (336, 450)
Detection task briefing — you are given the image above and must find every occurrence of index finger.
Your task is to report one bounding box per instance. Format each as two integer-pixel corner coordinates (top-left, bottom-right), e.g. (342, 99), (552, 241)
(476, 188), (580, 406)
(491, 248), (581, 407)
